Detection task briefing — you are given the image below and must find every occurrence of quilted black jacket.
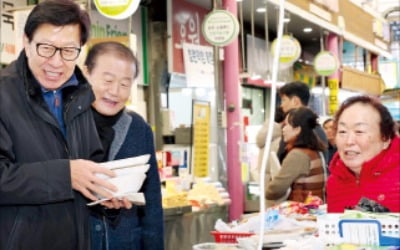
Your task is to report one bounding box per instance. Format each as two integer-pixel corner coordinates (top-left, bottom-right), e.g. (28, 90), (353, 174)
(0, 51), (103, 250)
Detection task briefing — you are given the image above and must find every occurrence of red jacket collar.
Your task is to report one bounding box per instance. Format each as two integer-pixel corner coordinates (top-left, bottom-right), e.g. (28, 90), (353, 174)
(329, 136), (400, 180)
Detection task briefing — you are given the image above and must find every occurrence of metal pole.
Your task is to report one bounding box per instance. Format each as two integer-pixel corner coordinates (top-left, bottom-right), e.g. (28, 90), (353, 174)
(320, 31), (326, 116)
(258, 0), (286, 248)
(239, 0), (246, 72)
(223, 0), (243, 221)
(264, 1), (270, 79)
(250, 0), (255, 75)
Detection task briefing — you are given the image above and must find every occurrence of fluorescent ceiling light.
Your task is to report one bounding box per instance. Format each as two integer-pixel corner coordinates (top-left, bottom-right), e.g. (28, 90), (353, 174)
(284, 17), (291, 23)
(256, 7), (266, 13)
(303, 27), (313, 33)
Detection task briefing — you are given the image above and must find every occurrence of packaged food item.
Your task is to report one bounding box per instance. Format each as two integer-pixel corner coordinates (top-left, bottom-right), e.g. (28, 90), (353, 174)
(192, 242), (241, 250)
(355, 197), (390, 212)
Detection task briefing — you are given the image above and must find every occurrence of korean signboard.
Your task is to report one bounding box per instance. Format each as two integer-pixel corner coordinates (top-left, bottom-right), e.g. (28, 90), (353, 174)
(182, 43), (214, 88)
(271, 35), (301, 69)
(314, 51), (338, 76)
(0, 0), (27, 64)
(168, 0), (210, 74)
(93, 0), (140, 20)
(202, 10), (239, 47)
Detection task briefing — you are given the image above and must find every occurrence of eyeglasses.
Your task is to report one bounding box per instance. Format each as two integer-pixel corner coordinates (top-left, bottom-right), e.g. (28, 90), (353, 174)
(35, 43), (81, 61)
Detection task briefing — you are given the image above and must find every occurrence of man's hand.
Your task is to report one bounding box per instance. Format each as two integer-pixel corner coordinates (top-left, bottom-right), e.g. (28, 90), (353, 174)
(70, 159), (117, 201)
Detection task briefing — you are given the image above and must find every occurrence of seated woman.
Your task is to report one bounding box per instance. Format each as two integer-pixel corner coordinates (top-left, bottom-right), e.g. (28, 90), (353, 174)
(327, 95), (400, 212)
(266, 107), (327, 203)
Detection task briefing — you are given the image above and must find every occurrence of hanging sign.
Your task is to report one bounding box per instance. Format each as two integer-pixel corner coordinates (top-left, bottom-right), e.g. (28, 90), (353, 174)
(168, 0), (209, 74)
(202, 10), (239, 47)
(271, 35), (301, 68)
(93, 0), (140, 20)
(314, 51), (338, 76)
(182, 43), (214, 88)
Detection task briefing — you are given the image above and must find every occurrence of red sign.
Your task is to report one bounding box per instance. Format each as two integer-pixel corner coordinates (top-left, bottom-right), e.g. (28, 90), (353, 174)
(170, 0), (210, 74)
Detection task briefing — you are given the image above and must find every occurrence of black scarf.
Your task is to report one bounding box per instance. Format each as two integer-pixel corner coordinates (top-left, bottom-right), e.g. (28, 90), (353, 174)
(91, 108), (125, 226)
(92, 108), (124, 162)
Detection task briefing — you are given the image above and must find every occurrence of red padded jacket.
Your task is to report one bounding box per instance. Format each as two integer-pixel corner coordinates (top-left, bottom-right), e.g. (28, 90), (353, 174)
(327, 136), (400, 212)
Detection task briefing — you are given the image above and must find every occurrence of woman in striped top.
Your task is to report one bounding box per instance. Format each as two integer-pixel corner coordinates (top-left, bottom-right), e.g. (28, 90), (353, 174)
(266, 107), (327, 203)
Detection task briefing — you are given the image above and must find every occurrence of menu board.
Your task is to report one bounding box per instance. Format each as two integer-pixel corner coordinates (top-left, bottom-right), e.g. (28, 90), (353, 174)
(192, 101), (210, 177)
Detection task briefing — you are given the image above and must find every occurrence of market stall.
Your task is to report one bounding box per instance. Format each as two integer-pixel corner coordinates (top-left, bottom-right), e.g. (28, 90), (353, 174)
(164, 205), (229, 250)
(194, 198), (400, 249)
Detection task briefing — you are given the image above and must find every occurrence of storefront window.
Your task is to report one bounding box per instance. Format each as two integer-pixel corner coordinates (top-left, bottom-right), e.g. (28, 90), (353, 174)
(342, 41), (366, 71)
(242, 86), (265, 126)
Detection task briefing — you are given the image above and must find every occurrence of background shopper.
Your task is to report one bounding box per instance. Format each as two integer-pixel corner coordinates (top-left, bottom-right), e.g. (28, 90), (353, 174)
(277, 81), (328, 166)
(327, 95), (400, 212)
(266, 107), (327, 202)
(84, 41), (164, 250)
(0, 1), (117, 249)
(322, 118), (337, 165)
(255, 107), (286, 207)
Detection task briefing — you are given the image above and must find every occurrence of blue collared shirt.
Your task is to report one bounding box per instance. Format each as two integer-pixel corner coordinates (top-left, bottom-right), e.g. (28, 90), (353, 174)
(41, 74), (79, 137)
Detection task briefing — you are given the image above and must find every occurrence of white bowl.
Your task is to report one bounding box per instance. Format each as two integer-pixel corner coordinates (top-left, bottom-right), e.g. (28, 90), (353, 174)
(96, 173), (147, 199)
(95, 164), (150, 198)
(99, 155), (150, 170)
(113, 164), (150, 177)
(110, 173), (147, 194)
(96, 164), (150, 179)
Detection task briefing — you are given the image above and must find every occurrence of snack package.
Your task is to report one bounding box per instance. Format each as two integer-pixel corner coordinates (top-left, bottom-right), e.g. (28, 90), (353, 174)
(303, 192), (323, 209)
(355, 197), (390, 213)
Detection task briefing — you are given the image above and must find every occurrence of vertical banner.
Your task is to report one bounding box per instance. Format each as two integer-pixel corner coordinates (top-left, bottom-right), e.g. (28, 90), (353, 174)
(182, 42), (214, 88)
(14, 9), (31, 60)
(192, 101), (210, 177)
(0, 0), (27, 64)
(328, 78), (339, 115)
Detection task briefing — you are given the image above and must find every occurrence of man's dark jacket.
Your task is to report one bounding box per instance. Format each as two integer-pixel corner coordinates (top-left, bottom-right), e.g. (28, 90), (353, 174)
(0, 51), (103, 250)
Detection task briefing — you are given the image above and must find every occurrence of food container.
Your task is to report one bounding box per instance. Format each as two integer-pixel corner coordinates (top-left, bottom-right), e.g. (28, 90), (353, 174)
(192, 242), (242, 250)
(210, 231), (255, 243)
(317, 213), (400, 246)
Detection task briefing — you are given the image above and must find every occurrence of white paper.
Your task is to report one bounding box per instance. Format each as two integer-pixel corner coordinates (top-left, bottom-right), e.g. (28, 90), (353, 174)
(87, 192), (145, 206)
(93, 155), (151, 201)
(99, 154), (150, 170)
(341, 222), (380, 245)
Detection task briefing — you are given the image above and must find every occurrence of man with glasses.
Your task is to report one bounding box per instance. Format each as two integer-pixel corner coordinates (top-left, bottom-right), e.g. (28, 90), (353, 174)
(0, 1), (120, 249)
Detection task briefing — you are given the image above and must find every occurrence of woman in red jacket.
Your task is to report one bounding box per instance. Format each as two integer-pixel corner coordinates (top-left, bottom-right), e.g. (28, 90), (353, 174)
(327, 95), (400, 212)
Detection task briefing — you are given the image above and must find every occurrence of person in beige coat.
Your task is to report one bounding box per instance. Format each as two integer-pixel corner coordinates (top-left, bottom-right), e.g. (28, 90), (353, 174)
(254, 108), (287, 207)
(256, 121), (282, 181)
